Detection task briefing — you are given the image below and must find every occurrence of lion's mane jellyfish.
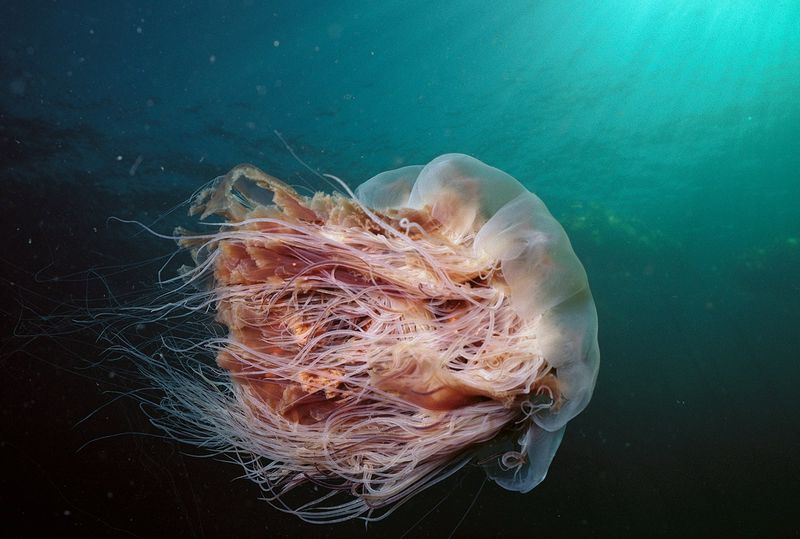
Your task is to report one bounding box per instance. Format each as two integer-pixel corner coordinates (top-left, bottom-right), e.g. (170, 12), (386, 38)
(166, 154), (599, 522)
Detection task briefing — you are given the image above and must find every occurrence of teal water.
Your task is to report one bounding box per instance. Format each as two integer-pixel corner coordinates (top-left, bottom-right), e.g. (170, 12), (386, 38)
(1, 1), (798, 537)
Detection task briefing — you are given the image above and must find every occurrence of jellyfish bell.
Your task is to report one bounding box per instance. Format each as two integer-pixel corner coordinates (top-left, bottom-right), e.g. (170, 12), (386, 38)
(158, 154), (598, 522)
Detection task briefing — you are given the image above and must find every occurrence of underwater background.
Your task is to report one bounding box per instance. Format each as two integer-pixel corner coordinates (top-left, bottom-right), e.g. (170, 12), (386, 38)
(1, 0), (798, 537)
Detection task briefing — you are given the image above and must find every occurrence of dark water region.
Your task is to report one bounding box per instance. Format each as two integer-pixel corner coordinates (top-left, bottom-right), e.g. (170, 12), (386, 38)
(2, 1), (799, 537)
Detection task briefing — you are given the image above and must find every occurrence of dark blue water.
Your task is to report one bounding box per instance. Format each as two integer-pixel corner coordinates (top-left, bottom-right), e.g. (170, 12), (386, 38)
(2, 1), (798, 537)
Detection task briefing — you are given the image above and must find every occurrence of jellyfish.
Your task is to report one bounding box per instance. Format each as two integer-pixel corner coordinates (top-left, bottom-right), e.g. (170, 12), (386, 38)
(146, 153), (598, 523)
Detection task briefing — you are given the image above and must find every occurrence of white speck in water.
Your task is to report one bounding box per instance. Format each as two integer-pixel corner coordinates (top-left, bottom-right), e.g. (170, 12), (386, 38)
(129, 155), (143, 176)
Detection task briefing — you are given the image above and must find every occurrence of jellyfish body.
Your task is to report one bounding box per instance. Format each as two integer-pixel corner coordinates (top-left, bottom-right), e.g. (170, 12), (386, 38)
(171, 154), (599, 522)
